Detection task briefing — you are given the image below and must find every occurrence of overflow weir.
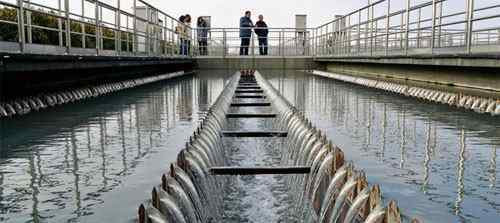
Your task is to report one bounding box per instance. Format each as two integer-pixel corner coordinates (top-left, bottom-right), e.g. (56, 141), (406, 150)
(137, 70), (412, 223)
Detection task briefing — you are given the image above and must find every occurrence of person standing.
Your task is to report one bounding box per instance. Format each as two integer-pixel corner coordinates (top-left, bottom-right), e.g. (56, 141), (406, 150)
(239, 11), (253, 55)
(184, 14), (192, 56)
(176, 15), (186, 55)
(255, 15), (269, 55)
(197, 17), (209, 55)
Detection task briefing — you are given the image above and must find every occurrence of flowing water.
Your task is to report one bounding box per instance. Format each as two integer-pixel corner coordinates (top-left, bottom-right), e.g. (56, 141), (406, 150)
(0, 71), (231, 222)
(264, 70), (500, 223)
(1, 69), (499, 223)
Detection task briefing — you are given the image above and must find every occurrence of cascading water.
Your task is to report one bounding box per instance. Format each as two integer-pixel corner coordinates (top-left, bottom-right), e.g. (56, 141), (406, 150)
(137, 70), (419, 223)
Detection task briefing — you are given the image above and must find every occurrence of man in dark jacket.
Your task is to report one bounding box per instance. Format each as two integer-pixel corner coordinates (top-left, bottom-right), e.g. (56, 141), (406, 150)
(239, 11), (253, 55)
(255, 15), (268, 55)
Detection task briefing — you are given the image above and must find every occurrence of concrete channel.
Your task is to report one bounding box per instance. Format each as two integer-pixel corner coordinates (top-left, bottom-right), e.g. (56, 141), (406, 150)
(137, 70), (414, 223)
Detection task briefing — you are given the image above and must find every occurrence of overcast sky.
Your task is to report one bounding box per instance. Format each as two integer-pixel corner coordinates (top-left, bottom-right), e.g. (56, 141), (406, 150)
(148, 0), (370, 28)
(24, 0), (498, 30)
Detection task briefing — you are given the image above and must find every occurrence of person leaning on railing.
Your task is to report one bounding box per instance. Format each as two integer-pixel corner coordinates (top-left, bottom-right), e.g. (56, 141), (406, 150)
(176, 15), (187, 55)
(239, 11), (254, 56)
(255, 15), (268, 55)
(197, 17), (209, 56)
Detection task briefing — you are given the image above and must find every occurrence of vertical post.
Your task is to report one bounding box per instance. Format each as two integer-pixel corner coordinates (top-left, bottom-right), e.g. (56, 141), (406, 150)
(430, 0), (437, 54)
(26, 0), (32, 44)
(17, 0), (25, 52)
(171, 19), (174, 56)
(64, 0), (71, 54)
(81, 0), (85, 49)
(357, 11), (361, 54)
(437, 1), (443, 47)
(465, 0), (474, 54)
(133, 0), (137, 55)
(385, 0), (390, 56)
(347, 15), (351, 55)
(313, 28), (317, 58)
(95, 1), (100, 55)
(404, 0), (410, 55)
(370, 3), (374, 56)
(222, 28), (226, 58)
(145, 6), (150, 55)
(282, 28), (285, 57)
(116, 0), (121, 55)
(58, 0), (63, 47)
(364, 4), (372, 55)
(399, 12), (404, 51)
(251, 31), (255, 57)
(417, 8), (421, 48)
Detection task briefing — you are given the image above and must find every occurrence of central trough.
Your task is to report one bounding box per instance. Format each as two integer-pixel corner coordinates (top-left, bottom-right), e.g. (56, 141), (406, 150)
(137, 70), (419, 223)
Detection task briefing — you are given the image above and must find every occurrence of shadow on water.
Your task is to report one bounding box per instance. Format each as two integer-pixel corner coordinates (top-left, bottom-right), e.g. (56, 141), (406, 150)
(263, 70), (500, 223)
(0, 71), (231, 222)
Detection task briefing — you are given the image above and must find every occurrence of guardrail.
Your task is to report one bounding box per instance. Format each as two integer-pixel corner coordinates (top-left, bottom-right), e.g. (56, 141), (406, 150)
(0, 0), (192, 57)
(191, 27), (314, 57)
(1, 0), (500, 59)
(314, 0), (500, 57)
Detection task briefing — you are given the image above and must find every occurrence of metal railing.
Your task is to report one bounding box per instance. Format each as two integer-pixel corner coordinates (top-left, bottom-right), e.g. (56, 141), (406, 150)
(1, 0), (500, 59)
(0, 0), (192, 57)
(191, 27), (314, 57)
(314, 0), (500, 57)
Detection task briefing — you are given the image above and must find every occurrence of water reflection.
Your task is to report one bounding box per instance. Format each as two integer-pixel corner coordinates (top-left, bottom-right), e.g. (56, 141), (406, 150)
(264, 70), (500, 223)
(0, 72), (230, 222)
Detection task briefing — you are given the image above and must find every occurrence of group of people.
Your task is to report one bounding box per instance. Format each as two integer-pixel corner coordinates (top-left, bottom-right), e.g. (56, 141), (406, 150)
(240, 11), (269, 56)
(176, 14), (209, 56)
(176, 10), (269, 56)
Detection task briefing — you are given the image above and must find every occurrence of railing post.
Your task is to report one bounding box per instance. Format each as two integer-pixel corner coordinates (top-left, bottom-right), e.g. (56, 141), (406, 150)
(171, 20), (174, 57)
(465, 0), (474, 54)
(81, 0), (86, 49)
(95, 1), (101, 55)
(133, 0), (137, 55)
(313, 28), (317, 58)
(430, 0), (437, 54)
(251, 31), (255, 57)
(222, 28), (227, 58)
(64, 0), (71, 54)
(282, 28), (285, 58)
(17, 0), (25, 52)
(404, 0), (410, 55)
(385, 0), (390, 56)
(347, 15), (351, 56)
(26, 0), (32, 44)
(116, 0), (121, 56)
(370, 3), (374, 56)
(145, 6), (150, 56)
(437, 1), (443, 48)
(417, 8), (421, 48)
(357, 11), (361, 55)
(57, 0), (63, 47)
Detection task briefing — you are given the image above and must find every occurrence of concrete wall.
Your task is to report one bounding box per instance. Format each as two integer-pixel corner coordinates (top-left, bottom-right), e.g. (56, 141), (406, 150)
(196, 57), (316, 70)
(320, 61), (500, 97)
(0, 53), (194, 100)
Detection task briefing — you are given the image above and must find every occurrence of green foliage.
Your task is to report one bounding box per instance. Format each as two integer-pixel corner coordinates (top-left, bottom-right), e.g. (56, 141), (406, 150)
(0, 7), (176, 54)
(0, 7), (18, 42)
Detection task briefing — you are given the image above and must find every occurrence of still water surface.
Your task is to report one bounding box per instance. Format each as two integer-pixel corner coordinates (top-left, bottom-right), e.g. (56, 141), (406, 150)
(264, 70), (500, 223)
(0, 71), (231, 222)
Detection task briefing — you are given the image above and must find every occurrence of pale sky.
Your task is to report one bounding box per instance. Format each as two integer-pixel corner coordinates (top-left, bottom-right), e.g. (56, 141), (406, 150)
(148, 0), (369, 28)
(20, 0), (500, 30)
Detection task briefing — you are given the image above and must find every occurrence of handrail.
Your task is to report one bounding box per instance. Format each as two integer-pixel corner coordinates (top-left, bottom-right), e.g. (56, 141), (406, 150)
(1, 0), (499, 58)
